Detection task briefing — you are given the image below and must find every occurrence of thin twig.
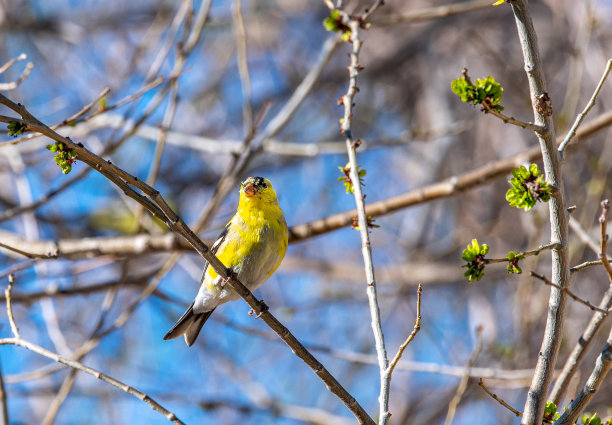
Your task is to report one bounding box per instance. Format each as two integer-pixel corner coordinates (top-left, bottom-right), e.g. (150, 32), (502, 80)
(0, 241), (57, 259)
(483, 242), (560, 264)
(558, 59), (612, 155)
(5, 275), (20, 339)
(444, 325), (483, 425)
(0, 260), (39, 281)
(338, 2), (389, 423)
(478, 378), (522, 417)
(0, 53), (27, 74)
(41, 267), (123, 425)
(0, 61), (34, 91)
(232, 0), (254, 137)
(569, 215), (601, 255)
(374, 0), (494, 25)
(481, 101), (545, 133)
(386, 284), (422, 379)
(598, 199), (612, 278)
(0, 352), (8, 425)
(60, 87), (111, 126)
(0, 76), (168, 147)
(461, 68), (544, 133)
(570, 260), (604, 273)
(530, 271), (608, 314)
(0, 338), (185, 424)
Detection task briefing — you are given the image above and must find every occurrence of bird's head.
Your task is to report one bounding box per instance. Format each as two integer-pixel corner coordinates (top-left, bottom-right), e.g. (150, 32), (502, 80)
(239, 176), (279, 206)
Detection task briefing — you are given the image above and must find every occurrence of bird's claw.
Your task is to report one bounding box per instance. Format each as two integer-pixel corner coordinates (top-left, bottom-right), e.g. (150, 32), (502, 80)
(248, 301), (269, 319)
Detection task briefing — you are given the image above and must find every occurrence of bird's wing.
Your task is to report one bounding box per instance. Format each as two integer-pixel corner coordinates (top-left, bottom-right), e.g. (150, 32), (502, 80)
(199, 219), (231, 284)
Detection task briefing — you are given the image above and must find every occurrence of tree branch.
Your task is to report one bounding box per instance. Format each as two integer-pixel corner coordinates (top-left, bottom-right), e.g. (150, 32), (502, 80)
(338, 2), (388, 422)
(554, 325), (612, 425)
(288, 110), (612, 242)
(0, 93), (375, 425)
(509, 3), (570, 423)
(558, 59), (612, 155)
(444, 325), (483, 425)
(550, 199), (612, 404)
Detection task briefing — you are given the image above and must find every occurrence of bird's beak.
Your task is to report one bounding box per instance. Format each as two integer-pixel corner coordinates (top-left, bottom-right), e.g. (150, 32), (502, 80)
(244, 183), (256, 197)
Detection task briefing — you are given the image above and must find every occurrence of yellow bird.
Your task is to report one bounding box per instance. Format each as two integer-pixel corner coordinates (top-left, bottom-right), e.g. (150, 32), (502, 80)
(164, 177), (288, 346)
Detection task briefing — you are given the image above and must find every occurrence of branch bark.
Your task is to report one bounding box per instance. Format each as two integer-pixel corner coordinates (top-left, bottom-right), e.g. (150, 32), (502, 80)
(509, 2), (570, 424)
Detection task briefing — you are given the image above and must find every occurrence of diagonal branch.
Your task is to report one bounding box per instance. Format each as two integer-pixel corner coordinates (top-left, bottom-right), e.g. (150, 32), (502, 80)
(558, 59), (612, 155)
(554, 324), (612, 425)
(0, 93), (375, 425)
(550, 199), (612, 404)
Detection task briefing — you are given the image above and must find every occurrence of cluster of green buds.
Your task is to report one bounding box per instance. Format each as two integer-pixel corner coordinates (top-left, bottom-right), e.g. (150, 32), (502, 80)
(47, 141), (77, 174)
(451, 74), (504, 111)
(338, 163), (366, 194)
(323, 10), (352, 41)
(461, 239), (489, 282)
(506, 164), (551, 211)
(7, 120), (27, 137)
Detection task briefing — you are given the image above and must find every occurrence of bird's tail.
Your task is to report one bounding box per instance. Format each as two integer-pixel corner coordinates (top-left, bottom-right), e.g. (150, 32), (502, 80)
(163, 303), (215, 346)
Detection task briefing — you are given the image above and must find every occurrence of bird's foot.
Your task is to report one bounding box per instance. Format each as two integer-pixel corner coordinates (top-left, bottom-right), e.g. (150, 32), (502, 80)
(219, 269), (238, 289)
(249, 301), (269, 319)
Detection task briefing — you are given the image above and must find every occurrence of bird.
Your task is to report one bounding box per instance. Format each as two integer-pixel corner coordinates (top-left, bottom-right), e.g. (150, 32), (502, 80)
(163, 176), (288, 346)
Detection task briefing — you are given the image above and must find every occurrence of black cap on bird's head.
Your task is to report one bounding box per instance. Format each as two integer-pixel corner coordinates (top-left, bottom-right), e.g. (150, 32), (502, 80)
(241, 176), (269, 198)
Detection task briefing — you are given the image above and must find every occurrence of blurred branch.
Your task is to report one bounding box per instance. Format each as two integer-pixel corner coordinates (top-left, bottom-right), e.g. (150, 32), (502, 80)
(232, 0), (254, 137)
(0, 53), (34, 91)
(0, 229), (185, 259)
(0, 53), (27, 74)
(2, 104), (611, 259)
(0, 274), (157, 304)
(444, 325), (483, 425)
(0, 335), (184, 425)
(509, 3), (570, 424)
(386, 284), (422, 380)
(144, 0), (190, 82)
(558, 59), (612, 155)
(374, 0), (493, 25)
(0, 93), (375, 425)
(59, 113), (465, 156)
(41, 265), (125, 425)
(0, 240), (56, 259)
(0, 76), (167, 148)
(261, 35), (341, 142)
(0, 260), (39, 281)
(213, 354), (354, 425)
(190, 32), (341, 238)
(289, 109), (612, 242)
(0, 353), (7, 425)
(569, 215), (601, 255)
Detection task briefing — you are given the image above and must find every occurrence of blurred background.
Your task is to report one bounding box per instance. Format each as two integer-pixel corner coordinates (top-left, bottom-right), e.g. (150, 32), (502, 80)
(1, 0), (611, 424)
